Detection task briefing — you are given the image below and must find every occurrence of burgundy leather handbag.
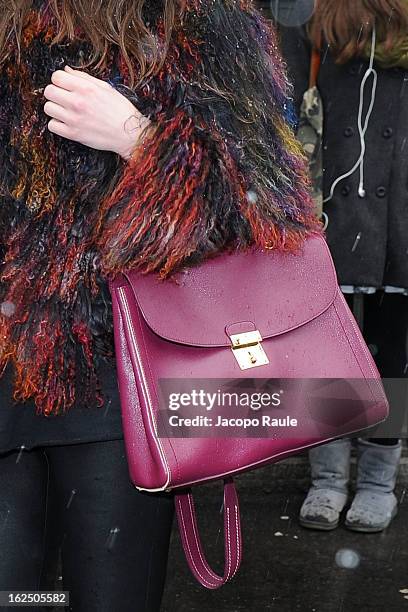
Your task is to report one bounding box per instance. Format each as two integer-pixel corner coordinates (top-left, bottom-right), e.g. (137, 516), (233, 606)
(109, 235), (388, 589)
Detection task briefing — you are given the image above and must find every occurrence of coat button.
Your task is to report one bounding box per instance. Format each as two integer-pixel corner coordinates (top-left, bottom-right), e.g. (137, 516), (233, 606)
(341, 185), (351, 196)
(344, 127), (354, 137)
(376, 186), (387, 198)
(382, 127), (393, 139)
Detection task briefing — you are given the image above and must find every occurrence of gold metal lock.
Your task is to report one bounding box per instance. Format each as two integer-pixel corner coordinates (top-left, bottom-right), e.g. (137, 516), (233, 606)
(230, 330), (269, 370)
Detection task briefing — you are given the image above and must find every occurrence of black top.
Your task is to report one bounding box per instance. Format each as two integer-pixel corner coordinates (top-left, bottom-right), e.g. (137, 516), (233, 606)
(0, 359), (124, 453)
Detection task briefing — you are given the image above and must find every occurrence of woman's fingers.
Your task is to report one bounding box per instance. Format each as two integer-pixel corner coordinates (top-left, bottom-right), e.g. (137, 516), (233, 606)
(47, 118), (73, 139)
(43, 100), (73, 124)
(46, 69), (103, 117)
(64, 65), (113, 89)
(51, 68), (107, 94)
(50, 69), (78, 91)
(44, 83), (74, 108)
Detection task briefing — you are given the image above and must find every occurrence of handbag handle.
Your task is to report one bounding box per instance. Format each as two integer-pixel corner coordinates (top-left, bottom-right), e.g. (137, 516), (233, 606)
(175, 478), (242, 589)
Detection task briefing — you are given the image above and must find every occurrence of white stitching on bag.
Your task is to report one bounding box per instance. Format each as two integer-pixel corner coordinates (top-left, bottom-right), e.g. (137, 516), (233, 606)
(118, 286), (171, 490)
(176, 498), (218, 588)
(187, 494), (220, 581)
(231, 504), (240, 579)
(225, 507), (231, 581)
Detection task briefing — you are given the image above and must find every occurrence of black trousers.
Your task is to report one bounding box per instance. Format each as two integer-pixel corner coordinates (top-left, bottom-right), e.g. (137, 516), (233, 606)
(346, 291), (408, 445)
(0, 439), (174, 612)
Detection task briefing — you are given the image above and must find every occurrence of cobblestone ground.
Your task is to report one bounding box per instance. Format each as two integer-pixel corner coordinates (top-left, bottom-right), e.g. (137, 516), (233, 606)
(162, 450), (408, 612)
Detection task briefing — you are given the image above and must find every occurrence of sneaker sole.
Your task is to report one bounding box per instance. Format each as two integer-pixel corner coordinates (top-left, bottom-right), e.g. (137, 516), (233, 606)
(299, 516), (339, 531)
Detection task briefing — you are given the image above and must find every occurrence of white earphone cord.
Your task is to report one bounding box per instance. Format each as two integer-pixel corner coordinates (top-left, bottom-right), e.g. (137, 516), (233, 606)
(323, 25), (378, 204)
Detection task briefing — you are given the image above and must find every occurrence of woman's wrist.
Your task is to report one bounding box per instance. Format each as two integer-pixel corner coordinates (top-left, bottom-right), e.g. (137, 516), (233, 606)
(116, 113), (152, 160)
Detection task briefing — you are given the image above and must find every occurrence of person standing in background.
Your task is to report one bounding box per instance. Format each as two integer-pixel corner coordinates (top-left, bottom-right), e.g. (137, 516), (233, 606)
(279, 0), (407, 532)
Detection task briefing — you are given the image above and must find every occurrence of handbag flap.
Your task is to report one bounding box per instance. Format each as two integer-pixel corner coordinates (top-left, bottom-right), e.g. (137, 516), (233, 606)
(121, 235), (338, 347)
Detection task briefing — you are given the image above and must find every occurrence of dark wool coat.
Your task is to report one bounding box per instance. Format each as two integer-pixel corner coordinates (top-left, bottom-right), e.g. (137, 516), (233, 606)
(280, 24), (408, 288)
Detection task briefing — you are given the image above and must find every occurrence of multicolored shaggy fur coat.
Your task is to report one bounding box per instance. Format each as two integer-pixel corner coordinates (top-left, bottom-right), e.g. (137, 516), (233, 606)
(0, 0), (322, 416)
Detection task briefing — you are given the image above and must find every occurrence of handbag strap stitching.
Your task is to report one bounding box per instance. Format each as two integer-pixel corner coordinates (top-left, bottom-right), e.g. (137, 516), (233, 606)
(176, 497), (219, 588)
(186, 493), (221, 581)
(175, 480), (242, 589)
(231, 505), (241, 579)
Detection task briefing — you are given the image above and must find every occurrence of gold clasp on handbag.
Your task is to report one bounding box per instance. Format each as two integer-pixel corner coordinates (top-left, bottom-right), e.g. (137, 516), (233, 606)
(230, 330), (269, 370)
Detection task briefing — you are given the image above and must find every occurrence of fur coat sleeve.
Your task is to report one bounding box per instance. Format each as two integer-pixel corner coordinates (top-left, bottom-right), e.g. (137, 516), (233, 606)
(94, 0), (322, 279)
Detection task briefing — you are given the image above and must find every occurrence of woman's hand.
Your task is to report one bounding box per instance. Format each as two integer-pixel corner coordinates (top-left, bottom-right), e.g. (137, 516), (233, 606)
(43, 65), (151, 160)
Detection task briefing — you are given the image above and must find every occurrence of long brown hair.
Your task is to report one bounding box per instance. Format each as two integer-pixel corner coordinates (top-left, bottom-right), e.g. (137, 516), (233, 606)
(0, 0), (184, 87)
(309, 0), (408, 62)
